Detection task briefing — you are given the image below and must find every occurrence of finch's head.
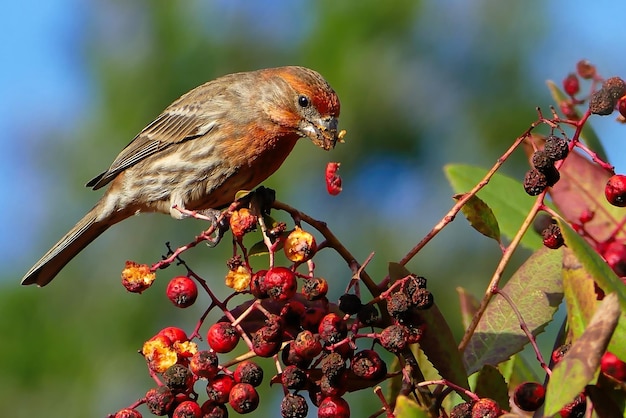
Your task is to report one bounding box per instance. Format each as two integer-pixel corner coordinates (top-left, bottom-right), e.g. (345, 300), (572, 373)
(263, 66), (341, 150)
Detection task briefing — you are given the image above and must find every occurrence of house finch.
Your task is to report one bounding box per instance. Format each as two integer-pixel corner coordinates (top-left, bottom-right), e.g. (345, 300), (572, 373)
(22, 66), (341, 287)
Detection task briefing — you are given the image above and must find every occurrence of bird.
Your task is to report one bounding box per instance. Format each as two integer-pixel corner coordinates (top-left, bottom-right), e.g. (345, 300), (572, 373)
(22, 66), (341, 287)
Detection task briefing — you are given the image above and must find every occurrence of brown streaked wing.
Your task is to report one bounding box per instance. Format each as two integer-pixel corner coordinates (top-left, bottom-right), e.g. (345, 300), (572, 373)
(86, 111), (217, 190)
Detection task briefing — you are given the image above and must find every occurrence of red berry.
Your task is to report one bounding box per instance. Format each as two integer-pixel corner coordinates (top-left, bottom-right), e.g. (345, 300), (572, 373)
(166, 276), (198, 308)
(228, 383), (259, 414)
(250, 269), (269, 299)
(292, 330), (322, 359)
(233, 360), (264, 387)
(145, 386), (175, 416)
(559, 394), (586, 417)
(351, 349), (387, 380)
(600, 351), (626, 381)
(563, 73), (580, 96)
(172, 400), (202, 418)
(114, 409), (143, 418)
(579, 209), (594, 224)
(207, 322), (240, 353)
(542, 224), (564, 249)
(325, 162), (343, 195)
(318, 313), (348, 345)
(206, 374), (235, 405)
(318, 396), (350, 418)
(513, 382), (545, 411)
(552, 344), (570, 365)
(618, 95), (626, 119)
(605, 174), (626, 207)
(264, 267), (297, 301)
(602, 241), (626, 277)
(200, 401), (228, 418)
(157, 327), (188, 345)
(251, 328), (281, 357)
(471, 398), (502, 418)
(189, 350), (219, 379)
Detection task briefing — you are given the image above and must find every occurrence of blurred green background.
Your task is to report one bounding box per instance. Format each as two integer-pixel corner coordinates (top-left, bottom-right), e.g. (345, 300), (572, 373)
(3, 1), (626, 417)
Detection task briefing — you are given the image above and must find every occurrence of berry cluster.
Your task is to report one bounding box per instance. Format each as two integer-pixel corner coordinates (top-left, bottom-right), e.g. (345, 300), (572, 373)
(111, 191), (439, 418)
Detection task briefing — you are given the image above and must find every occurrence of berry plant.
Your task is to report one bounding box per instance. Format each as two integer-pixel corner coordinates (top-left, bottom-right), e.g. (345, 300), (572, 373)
(109, 60), (626, 417)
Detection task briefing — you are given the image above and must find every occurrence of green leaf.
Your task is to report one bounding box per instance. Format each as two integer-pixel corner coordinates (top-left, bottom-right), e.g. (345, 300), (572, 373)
(453, 193), (501, 243)
(389, 263), (470, 391)
(544, 293), (621, 416)
(394, 395), (430, 418)
(444, 164), (542, 250)
(474, 365), (509, 411)
(546, 79), (607, 161)
(463, 247), (564, 374)
(498, 354), (540, 389)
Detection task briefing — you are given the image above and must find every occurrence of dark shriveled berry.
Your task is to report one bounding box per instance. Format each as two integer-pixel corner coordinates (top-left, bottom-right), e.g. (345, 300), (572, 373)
(350, 349), (387, 380)
(163, 364), (194, 393)
(379, 324), (409, 353)
(590, 77), (626, 115)
(320, 352), (346, 382)
(532, 150), (555, 172)
(513, 381), (545, 411)
(523, 169), (548, 196)
(338, 293), (362, 315)
(356, 304), (379, 326)
(542, 224), (564, 249)
(411, 288), (434, 309)
(450, 401), (474, 418)
(280, 393), (309, 418)
(544, 135), (569, 161)
(387, 292), (411, 319)
(543, 165), (561, 187)
(145, 386), (175, 416)
(281, 365), (308, 390)
(233, 361), (264, 387)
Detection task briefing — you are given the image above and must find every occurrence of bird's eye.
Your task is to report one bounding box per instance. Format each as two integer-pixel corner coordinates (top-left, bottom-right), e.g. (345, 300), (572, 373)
(298, 95), (310, 108)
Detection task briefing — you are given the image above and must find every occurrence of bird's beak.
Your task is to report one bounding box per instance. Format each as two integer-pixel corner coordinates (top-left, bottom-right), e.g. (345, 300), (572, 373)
(299, 116), (340, 151)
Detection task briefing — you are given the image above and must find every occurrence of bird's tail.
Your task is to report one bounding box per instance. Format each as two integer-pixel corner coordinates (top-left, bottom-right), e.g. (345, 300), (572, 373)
(21, 202), (115, 287)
